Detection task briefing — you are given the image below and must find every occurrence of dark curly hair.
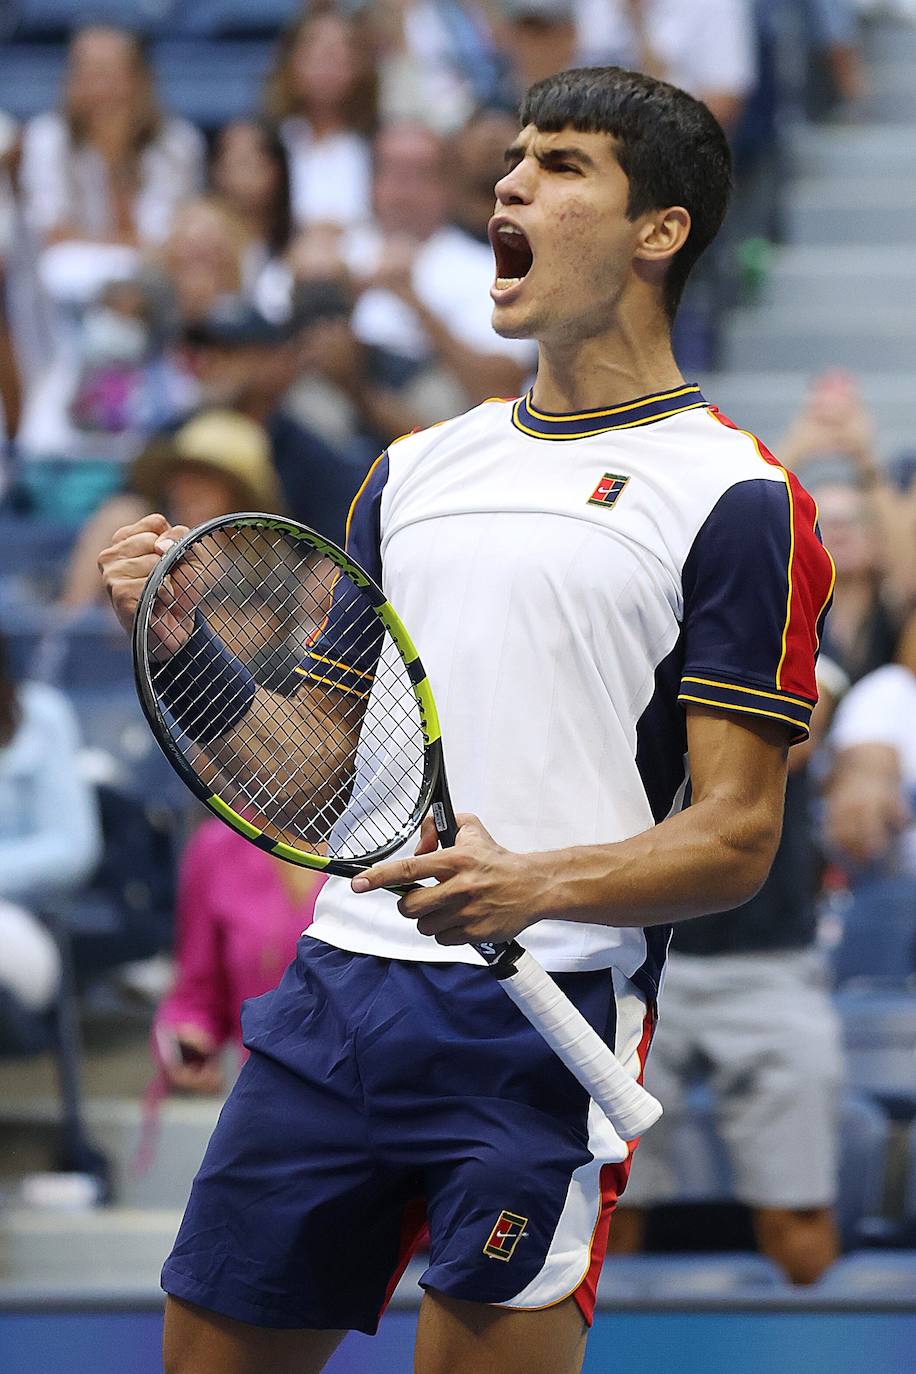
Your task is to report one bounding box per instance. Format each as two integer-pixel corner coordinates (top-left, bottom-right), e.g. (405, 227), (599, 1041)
(520, 67), (733, 321)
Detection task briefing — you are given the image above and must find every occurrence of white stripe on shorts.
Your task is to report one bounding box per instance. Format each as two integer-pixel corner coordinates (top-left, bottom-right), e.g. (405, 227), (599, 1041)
(496, 971), (648, 1310)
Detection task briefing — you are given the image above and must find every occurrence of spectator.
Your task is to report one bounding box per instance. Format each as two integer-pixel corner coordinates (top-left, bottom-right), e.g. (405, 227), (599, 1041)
(824, 611), (916, 876)
(611, 668), (846, 1285)
(208, 119), (295, 314)
(157, 194), (251, 331)
(66, 273), (188, 450)
(495, 0), (579, 100)
(574, 0), (757, 133)
(343, 113), (536, 407)
(781, 372), (914, 682)
(58, 409), (282, 609)
(14, 193), (246, 461)
(20, 25), (204, 254)
(447, 104), (518, 245)
(152, 820), (323, 1094)
(370, 0), (499, 132)
(0, 627), (101, 1054)
(264, 4), (377, 230)
(177, 299), (369, 532)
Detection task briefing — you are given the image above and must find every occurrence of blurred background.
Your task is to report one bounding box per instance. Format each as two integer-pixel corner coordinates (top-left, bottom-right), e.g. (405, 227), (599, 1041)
(0, 2), (915, 1371)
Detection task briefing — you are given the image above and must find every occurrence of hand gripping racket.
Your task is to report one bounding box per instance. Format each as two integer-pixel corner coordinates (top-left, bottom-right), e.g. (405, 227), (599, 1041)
(132, 513), (661, 1138)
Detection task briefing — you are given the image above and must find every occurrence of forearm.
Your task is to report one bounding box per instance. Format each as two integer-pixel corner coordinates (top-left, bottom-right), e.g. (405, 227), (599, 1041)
(157, 617), (361, 829)
(526, 795), (782, 930)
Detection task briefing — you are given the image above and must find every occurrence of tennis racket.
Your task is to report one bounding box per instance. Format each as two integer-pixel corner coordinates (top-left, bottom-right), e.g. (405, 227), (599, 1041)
(132, 512), (661, 1139)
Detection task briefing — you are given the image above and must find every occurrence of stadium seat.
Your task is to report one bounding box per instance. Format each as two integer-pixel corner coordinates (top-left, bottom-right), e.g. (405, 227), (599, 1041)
(598, 1253), (788, 1302)
(0, 36), (272, 127)
(0, 515), (78, 607)
(835, 1095), (892, 1248)
(170, 0), (298, 38)
(151, 38), (275, 129)
(831, 878), (916, 987)
(836, 987), (916, 1121)
(0, 42), (67, 122)
(8, 1), (175, 40)
(28, 606), (134, 692)
(813, 1251), (916, 1299)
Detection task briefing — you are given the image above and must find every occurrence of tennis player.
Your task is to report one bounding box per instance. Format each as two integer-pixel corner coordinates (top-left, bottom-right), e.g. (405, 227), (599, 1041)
(99, 68), (834, 1374)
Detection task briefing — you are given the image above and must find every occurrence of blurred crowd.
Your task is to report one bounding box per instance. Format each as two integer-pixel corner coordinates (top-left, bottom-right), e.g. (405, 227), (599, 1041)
(0, 0), (914, 1287)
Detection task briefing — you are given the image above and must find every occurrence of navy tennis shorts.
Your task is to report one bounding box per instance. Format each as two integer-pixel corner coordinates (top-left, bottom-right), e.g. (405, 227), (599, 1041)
(161, 935), (653, 1333)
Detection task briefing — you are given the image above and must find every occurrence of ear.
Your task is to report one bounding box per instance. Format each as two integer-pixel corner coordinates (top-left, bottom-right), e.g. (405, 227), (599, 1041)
(634, 206), (691, 265)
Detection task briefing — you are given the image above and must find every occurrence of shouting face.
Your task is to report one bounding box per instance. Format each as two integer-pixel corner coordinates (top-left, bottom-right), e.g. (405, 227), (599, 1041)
(489, 124), (675, 348)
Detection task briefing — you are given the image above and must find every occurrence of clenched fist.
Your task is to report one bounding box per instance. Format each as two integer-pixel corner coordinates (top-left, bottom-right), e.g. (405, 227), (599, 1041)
(97, 513), (192, 655)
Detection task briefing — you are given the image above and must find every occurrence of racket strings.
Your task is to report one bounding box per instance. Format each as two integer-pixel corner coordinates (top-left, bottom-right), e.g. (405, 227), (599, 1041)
(148, 526), (427, 859)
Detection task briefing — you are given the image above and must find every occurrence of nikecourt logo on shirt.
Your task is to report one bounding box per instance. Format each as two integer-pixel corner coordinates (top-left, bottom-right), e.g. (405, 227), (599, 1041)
(483, 1210), (529, 1260)
(588, 473), (629, 508)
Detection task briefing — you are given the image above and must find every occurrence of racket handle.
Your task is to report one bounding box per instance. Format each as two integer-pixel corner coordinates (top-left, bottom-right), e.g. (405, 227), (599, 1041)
(495, 948), (662, 1139)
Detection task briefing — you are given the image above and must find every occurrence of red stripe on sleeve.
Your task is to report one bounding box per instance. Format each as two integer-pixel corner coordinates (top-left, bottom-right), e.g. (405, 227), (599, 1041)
(779, 470), (836, 699)
(707, 408), (836, 701)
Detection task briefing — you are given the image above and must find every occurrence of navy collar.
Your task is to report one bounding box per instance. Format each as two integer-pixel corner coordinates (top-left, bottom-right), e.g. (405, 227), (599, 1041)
(511, 384), (707, 441)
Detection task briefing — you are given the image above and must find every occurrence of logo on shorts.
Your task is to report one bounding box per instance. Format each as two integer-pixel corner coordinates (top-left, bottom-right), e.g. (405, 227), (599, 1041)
(483, 1210), (528, 1261)
(588, 472), (629, 509)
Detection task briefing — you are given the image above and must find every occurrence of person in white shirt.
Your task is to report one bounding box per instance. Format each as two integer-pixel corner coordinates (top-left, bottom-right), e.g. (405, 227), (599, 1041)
(265, 4), (376, 230)
(826, 614), (916, 876)
(346, 114), (536, 406)
(20, 24), (204, 250)
(575, 0), (757, 131)
(100, 65), (832, 1374)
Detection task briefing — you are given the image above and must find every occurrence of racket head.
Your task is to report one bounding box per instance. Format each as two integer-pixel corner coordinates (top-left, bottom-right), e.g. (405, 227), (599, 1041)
(132, 512), (444, 875)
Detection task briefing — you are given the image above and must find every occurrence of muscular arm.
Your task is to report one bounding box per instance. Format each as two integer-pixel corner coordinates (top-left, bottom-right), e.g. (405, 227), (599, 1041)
(523, 708), (788, 928)
(352, 707), (790, 945)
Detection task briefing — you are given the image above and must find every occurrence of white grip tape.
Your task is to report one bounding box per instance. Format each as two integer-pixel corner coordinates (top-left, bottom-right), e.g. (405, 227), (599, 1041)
(498, 950), (662, 1139)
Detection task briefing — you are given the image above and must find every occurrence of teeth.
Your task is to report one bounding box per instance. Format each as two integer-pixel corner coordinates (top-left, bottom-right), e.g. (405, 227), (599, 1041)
(499, 225), (524, 237)
(495, 277), (521, 290)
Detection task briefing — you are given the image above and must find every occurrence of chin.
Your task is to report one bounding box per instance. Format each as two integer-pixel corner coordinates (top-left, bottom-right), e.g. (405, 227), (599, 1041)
(491, 305), (537, 341)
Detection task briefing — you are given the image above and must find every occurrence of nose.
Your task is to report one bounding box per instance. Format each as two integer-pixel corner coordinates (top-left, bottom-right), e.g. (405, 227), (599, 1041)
(494, 158), (533, 208)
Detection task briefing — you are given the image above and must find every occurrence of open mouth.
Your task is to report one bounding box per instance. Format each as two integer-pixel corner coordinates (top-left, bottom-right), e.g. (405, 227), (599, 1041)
(489, 219), (534, 292)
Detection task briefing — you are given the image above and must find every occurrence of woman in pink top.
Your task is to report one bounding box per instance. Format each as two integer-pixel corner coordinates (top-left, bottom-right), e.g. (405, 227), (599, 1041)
(154, 819), (324, 1094)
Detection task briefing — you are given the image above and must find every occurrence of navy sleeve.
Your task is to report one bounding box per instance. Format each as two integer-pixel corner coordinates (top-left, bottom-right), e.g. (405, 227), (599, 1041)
(679, 474), (835, 741)
(295, 452), (390, 697)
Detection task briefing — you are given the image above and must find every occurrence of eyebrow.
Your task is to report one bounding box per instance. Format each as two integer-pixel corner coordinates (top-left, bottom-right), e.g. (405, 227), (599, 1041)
(503, 143), (597, 170)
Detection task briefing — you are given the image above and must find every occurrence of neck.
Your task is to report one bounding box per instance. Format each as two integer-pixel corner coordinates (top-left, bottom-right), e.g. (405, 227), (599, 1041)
(306, 109), (344, 138)
(530, 304), (683, 413)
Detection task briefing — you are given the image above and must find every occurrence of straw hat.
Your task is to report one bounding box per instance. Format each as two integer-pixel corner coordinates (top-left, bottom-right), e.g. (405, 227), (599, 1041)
(131, 410), (282, 513)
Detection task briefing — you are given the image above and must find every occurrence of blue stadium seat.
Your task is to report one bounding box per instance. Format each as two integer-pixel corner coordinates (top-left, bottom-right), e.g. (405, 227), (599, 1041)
(30, 607), (134, 693)
(0, 42), (67, 121)
(832, 878), (916, 987)
(0, 36), (271, 127)
(598, 1253), (788, 1302)
(171, 0), (298, 38)
(836, 987), (916, 1120)
(836, 1095), (892, 1247)
(8, 1), (175, 40)
(151, 38), (274, 129)
(0, 515), (78, 607)
(813, 1251), (916, 1299)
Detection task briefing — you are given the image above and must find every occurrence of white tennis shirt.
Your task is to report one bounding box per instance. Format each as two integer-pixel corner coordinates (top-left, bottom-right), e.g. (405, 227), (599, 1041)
(307, 386), (835, 991)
